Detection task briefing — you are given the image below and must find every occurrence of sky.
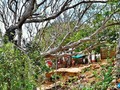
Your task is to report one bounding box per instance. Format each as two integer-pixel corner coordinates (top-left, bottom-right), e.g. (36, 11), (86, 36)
(0, 22), (5, 35)
(0, 0), (108, 40)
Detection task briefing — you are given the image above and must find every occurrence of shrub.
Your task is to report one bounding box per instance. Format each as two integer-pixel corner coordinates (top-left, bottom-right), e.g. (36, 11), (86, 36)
(0, 43), (35, 90)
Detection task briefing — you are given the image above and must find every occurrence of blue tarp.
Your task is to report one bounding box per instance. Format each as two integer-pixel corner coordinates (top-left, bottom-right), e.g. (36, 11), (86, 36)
(72, 54), (85, 59)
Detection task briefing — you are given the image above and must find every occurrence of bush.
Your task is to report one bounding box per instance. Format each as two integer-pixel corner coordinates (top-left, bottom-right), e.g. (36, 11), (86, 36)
(0, 43), (35, 90)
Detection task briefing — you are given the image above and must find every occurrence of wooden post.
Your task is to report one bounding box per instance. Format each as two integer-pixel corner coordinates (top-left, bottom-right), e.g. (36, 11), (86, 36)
(55, 57), (58, 90)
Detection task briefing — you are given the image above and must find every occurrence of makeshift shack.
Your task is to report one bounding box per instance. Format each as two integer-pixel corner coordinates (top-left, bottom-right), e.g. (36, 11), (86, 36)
(72, 54), (88, 65)
(44, 54), (72, 69)
(100, 47), (116, 59)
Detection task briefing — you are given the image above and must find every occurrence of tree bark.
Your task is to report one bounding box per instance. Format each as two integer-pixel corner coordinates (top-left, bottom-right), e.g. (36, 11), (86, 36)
(5, 0), (36, 44)
(17, 27), (22, 46)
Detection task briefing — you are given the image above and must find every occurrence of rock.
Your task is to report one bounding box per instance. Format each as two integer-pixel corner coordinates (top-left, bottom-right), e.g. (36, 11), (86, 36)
(117, 78), (120, 83)
(107, 87), (117, 90)
(110, 79), (116, 85)
(77, 80), (81, 83)
(88, 74), (94, 78)
(90, 64), (100, 69)
(78, 75), (85, 79)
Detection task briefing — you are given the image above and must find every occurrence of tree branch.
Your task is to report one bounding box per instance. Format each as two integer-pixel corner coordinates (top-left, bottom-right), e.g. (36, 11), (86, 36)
(18, 0), (36, 28)
(48, 41), (106, 58)
(40, 13), (119, 57)
(25, 0), (107, 23)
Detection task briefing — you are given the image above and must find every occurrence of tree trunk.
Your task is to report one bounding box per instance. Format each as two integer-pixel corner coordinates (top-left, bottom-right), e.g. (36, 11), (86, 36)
(17, 27), (22, 46)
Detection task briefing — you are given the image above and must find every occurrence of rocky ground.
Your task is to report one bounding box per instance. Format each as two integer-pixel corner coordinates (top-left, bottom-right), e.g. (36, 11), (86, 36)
(38, 58), (117, 90)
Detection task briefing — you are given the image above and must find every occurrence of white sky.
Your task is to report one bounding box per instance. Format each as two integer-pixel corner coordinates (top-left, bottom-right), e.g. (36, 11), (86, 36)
(0, 22), (5, 36)
(0, 0), (108, 39)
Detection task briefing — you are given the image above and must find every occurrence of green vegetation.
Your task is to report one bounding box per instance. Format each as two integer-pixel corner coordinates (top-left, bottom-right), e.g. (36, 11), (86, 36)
(0, 43), (33, 89)
(0, 0), (119, 90)
(88, 65), (113, 90)
(0, 43), (50, 90)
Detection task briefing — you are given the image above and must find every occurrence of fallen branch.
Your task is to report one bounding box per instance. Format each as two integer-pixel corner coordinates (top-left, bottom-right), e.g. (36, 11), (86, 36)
(41, 18), (119, 57)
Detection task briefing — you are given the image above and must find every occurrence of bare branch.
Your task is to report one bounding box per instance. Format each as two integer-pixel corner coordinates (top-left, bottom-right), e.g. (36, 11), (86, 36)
(18, 0), (36, 28)
(48, 41), (106, 58)
(40, 10), (119, 56)
(25, 0), (107, 23)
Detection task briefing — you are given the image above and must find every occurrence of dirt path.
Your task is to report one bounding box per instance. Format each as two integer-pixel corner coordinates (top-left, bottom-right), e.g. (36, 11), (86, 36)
(38, 59), (115, 90)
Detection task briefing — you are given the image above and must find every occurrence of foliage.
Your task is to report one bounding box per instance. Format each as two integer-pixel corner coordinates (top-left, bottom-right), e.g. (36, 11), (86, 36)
(35, 20), (118, 53)
(82, 60), (114, 90)
(26, 41), (52, 72)
(0, 43), (35, 90)
(0, 0), (119, 89)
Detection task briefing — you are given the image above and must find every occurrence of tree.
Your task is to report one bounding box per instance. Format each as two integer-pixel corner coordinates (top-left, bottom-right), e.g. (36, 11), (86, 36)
(0, 0), (120, 56)
(0, 0), (120, 89)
